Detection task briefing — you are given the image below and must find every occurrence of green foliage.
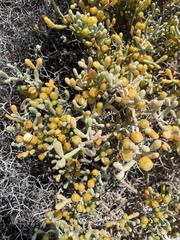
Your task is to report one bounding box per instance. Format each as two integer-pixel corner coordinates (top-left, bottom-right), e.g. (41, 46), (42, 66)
(1, 0), (180, 239)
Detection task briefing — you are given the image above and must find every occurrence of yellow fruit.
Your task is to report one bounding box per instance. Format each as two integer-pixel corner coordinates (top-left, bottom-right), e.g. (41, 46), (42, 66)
(121, 150), (133, 162)
(91, 169), (99, 176)
(16, 135), (23, 143)
(23, 132), (33, 143)
(56, 106), (63, 115)
(30, 136), (38, 145)
(87, 179), (96, 188)
(71, 193), (81, 202)
(71, 135), (82, 145)
(76, 203), (84, 212)
(89, 6), (98, 15)
(162, 130), (173, 140)
(38, 153), (45, 161)
(58, 134), (66, 142)
(119, 219), (126, 229)
(97, 10), (105, 20)
(25, 143), (33, 150)
(74, 183), (79, 190)
(101, 45), (109, 53)
(139, 119), (150, 129)
(83, 192), (92, 202)
(81, 28), (90, 37)
(50, 91), (58, 100)
(23, 120), (33, 129)
(78, 183), (85, 192)
(139, 156), (153, 171)
(141, 216), (149, 224)
(131, 132), (143, 143)
(128, 89), (138, 100)
(87, 16), (98, 27)
(48, 122), (57, 130)
(39, 92), (48, 100)
(100, 82), (108, 91)
(28, 86), (37, 95)
(63, 142), (71, 152)
(89, 87), (99, 97)
(137, 99), (146, 108)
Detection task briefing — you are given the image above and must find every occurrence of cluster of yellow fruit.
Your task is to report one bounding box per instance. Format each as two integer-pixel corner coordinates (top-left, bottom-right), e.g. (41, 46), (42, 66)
(2, 0), (180, 239)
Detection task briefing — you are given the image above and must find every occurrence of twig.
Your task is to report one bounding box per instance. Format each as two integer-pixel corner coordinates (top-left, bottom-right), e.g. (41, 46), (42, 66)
(50, 0), (64, 19)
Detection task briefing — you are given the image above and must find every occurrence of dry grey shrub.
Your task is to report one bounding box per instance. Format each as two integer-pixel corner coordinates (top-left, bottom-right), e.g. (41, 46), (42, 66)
(0, 0), (64, 239)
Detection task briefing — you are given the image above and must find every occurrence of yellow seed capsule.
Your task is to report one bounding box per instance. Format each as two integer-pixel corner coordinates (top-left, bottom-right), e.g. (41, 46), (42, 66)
(23, 120), (33, 129)
(119, 219), (126, 229)
(87, 16), (98, 27)
(23, 132), (33, 143)
(39, 92), (48, 100)
(141, 216), (149, 224)
(42, 15), (55, 28)
(30, 136), (38, 145)
(137, 99), (146, 108)
(16, 135), (23, 143)
(56, 106), (63, 115)
(25, 59), (36, 69)
(89, 6), (98, 15)
(100, 82), (108, 91)
(76, 203), (84, 213)
(139, 119), (150, 129)
(101, 45), (109, 53)
(26, 143), (33, 150)
(159, 91), (168, 99)
(89, 87), (99, 97)
(122, 138), (133, 149)
(78, 183), (85, 192)
(71, 135), (82, 145)
(28, 86), (37, 95)
(71, 193), (81, 202)
(17, 151), (29, 158)
(113, 34), (121, 45)
(57, 133), (66, 142)
(91, 169), (99, 176)
(93, 61), (101, 69)
(131, 132), (143, 143)
(38, 153), (46, 161)
(121, 150), (133, 162)
(134, 36), (142, 44)
(50, 91), (58, 100)
(139, 156), (153, 171)
(48, 122), (57, 130)
(128, 89), (138, 100)
(87, 179), (96, 188)
(81, 28), (90, 37)
(36, 58), (43, 69)
(83, 192), (92, 202)
(97, 10), (105, 20)
(162, 131), (173, 140)
(165, 68), (173, 80)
